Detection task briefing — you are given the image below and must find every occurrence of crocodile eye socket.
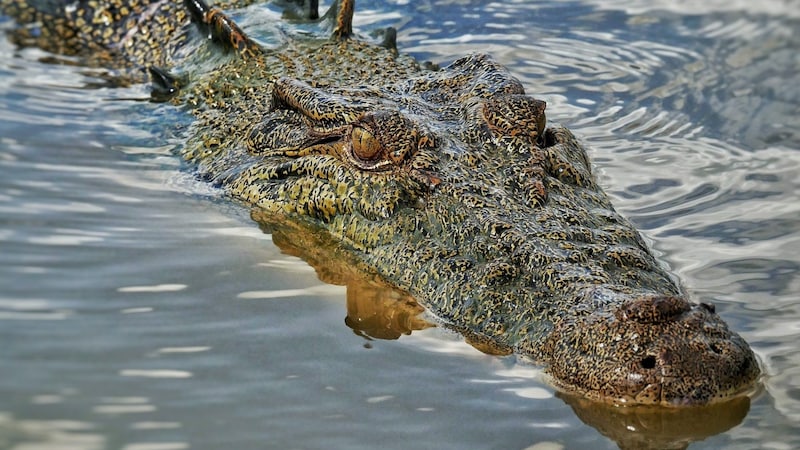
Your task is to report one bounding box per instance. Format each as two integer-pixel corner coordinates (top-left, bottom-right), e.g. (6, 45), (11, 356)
(351, 126), (382, 161)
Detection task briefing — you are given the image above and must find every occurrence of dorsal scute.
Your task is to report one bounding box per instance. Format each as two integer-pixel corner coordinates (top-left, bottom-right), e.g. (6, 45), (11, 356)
(331, 0), (354, 40)
(184, 0), (261, 59)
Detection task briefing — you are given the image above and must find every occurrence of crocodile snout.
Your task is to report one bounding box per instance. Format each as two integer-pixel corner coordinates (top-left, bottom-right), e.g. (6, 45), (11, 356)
(538, 293), (760, 406)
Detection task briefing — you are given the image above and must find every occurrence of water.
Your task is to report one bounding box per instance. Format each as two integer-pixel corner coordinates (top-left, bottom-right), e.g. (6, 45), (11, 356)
(1, 1), (798, 449)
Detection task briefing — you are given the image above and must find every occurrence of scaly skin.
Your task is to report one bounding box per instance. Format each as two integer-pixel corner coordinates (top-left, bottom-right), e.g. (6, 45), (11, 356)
(1, 0), (760, 406)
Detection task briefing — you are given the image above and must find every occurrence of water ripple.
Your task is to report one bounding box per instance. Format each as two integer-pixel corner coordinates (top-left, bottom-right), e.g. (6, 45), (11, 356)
(0, 413), (104, 450)
(119, 370), (193, 379)
(585, 0), (800, 19)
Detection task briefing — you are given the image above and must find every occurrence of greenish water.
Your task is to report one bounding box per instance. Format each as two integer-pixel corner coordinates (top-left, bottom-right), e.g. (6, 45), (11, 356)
(1, 1), (798, 449)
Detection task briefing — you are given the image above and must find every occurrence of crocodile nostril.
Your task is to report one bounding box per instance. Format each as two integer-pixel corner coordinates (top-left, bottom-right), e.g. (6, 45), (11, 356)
(640, 355), (657, 369)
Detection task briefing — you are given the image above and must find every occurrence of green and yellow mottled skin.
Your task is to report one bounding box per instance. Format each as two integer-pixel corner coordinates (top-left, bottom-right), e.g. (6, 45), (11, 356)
(1, 0), (760, 406)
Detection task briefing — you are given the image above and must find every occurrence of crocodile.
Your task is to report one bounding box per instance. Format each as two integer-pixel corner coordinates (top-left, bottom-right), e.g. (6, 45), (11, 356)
(1, 0), (760, 406)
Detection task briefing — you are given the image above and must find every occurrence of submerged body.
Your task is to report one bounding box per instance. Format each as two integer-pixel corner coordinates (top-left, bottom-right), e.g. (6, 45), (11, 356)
(1, 0), (760, 405)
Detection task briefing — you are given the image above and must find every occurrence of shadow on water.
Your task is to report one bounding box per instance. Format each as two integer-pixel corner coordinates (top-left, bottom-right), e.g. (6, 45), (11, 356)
(252, 208), (755, 450)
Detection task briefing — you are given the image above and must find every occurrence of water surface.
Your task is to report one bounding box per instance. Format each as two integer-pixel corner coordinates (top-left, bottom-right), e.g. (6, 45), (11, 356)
(1, 1), (798, 449)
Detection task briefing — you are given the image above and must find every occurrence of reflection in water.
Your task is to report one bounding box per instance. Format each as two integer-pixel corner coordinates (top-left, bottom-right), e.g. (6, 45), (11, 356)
(561, 394), (751, 450)
(252, 207), (753, 448)
(252, 208), (434, 340)
(344, 281), (432, 341)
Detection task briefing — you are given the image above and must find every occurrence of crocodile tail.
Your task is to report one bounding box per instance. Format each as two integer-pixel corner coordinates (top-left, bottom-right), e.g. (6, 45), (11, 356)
(0, 0), (86, 57)
(1, 0), (192, 76)
(1, 0), (64, 20)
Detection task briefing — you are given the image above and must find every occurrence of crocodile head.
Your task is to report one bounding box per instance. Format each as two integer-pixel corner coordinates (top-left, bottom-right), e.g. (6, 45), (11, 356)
(211, 52), (759, 406)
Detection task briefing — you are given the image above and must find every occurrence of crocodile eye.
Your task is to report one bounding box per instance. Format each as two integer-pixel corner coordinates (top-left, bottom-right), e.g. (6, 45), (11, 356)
(351, 126), (382, 161)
